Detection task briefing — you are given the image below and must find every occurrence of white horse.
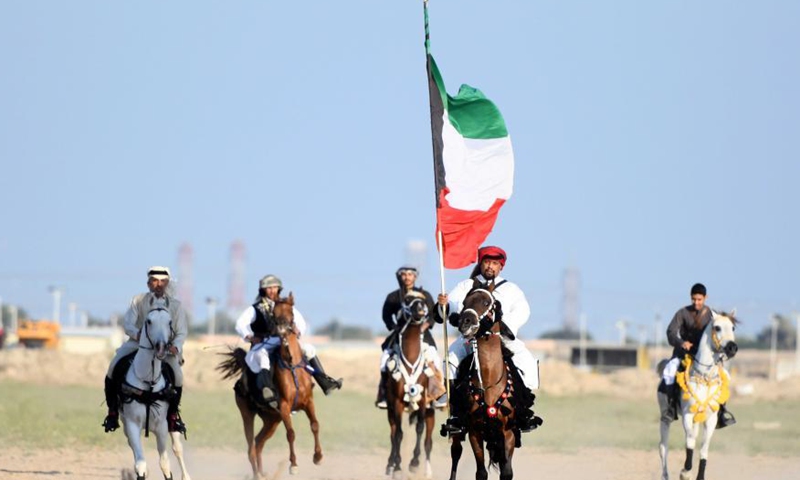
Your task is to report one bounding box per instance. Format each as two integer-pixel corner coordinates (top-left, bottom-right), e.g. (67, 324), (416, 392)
(658, 310), (738, 480)
(121, 307), (191, 480)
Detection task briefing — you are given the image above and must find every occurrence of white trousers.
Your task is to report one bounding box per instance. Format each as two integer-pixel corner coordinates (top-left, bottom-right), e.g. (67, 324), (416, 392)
(106, 339), (184, 387)
(245, 337), (317, 374)
(380, 345), (442, 372)
(445, 335), (540, 390)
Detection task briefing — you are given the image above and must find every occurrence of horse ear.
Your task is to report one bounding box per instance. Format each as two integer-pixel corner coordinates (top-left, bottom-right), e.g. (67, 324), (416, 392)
(711, 309), (719, 319)
(729, 307), (736, 318)
(287, 292), (294, 305)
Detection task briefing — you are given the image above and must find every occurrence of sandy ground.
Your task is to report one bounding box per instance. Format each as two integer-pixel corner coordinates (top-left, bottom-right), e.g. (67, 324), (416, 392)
(2, 445), (799, 480)
(2, 342), (800, 480)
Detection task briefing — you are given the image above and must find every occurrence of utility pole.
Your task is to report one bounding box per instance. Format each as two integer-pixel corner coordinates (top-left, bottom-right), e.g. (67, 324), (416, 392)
(48, 286), (63, 324)
(615, 319), (628, 346)
(68, 302), (77, 327)
(579, 313), (587, 367)
(769, 315), (779, 382)
(795, 312), (800, 376)
(206, 297), (218, 337)
(654, 313), (663, 360)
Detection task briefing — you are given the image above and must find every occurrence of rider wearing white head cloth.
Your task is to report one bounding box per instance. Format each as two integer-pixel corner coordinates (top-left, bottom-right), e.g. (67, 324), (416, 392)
(103, 266), (189, 435)
(234, 274), (342, 408)
(436, 246), (542, 434)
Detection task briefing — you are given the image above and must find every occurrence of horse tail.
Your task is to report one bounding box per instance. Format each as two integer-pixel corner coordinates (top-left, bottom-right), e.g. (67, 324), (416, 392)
(216, 347), (247, 380)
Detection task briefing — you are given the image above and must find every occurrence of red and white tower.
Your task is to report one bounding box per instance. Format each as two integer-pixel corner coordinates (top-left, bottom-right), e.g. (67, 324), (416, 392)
(177, 242), (194, 316)
(227, 240), (247, 314)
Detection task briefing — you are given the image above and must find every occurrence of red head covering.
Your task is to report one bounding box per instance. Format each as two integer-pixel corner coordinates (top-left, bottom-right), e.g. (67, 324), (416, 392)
(477, 246), (507, 267)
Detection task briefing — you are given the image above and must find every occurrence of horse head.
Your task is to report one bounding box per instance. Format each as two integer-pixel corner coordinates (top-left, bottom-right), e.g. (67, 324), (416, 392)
(710, 309), (738, 360)
(458, 285), (497, 339)
(140, 307), (172, 360)
(273, 293), (299, 356)
(400, 292), (429, 327)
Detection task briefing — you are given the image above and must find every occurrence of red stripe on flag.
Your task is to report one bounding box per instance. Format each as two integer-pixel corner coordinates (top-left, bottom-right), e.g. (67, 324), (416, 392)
(436, 188), (505, 269)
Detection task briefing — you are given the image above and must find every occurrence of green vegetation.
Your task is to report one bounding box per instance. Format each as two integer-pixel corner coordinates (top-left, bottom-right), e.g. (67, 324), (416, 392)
(1, 381), (797, 457)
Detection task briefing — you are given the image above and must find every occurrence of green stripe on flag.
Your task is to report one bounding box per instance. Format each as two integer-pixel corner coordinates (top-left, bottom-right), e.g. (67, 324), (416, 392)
(428, 55), (509, 140)
(447, 85), (508, 139)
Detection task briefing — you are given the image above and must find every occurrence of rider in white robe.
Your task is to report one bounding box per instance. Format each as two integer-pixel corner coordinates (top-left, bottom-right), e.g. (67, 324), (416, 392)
(436, 246), (542, 434)
(234, 274), (342, 407)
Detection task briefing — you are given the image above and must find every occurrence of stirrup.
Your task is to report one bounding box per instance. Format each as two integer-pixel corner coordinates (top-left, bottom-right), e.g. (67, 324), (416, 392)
(102, 412), (120, 433)
(168, 413), (187, 436)
(320, 376), (343, 396)
(431, 395), (448, 409)
(439, 417), (465, 437)
(716, 408), (736, 429)
(518, 415), (544, 433)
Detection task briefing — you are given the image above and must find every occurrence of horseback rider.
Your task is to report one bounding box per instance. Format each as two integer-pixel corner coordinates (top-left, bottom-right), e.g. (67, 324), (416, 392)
(375, 266), (446, 409)
(102, 266), (189, 434)
(660, 283), (736, 428)
(435, 246), (543, 435)
(234, 274), (342, 408)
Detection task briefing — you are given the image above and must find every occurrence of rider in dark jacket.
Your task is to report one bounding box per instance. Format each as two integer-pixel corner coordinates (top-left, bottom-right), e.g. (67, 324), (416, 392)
(375, 266), (444, 408)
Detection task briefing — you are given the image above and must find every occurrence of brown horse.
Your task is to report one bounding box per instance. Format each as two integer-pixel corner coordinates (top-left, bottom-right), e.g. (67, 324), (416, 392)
(448, 284), (519, 480)
(217, 294), (322, 480)
(383, 292), (444, 479)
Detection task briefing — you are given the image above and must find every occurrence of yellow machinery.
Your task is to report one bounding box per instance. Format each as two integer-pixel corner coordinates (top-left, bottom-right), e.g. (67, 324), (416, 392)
(17, 319), (60, 349)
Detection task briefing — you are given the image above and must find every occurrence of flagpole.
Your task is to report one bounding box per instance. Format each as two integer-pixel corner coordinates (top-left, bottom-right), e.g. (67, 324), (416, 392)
(424, 0), (452, 420)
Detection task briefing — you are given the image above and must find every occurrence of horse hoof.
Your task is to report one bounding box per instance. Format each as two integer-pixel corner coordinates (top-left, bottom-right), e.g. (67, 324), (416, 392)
(313, 453), (323, 465)
(385, 466), (394, 477)
(408, 464), (418, 474)
(679, 470), (691, 480)
(289, 465), (298, 475)
(392, 469), (404, 480)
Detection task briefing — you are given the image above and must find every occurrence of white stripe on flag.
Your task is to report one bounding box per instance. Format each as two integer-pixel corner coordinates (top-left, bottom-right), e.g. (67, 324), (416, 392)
(441, 113), (514, 211)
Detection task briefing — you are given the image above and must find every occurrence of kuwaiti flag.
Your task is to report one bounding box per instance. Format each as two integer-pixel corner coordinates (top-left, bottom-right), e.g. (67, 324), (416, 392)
(428, 54), (514, 269)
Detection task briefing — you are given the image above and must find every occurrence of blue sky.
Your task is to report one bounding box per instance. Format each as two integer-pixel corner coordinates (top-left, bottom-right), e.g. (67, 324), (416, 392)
(1, 1), (798, 342)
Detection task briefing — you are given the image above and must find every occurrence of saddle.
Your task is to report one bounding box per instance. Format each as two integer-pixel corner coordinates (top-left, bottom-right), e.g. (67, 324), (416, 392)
(111, 352), (177, 406)
(233, 353), (283, 412)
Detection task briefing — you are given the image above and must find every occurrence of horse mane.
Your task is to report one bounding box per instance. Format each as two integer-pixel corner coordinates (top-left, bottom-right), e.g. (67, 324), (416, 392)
(275, 293), (295, 307)
(715, 310), (740, 325)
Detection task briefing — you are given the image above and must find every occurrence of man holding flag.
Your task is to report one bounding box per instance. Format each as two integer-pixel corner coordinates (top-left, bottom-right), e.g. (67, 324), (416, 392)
(435, 246), (543, 435)
(423, 1), (541, 437)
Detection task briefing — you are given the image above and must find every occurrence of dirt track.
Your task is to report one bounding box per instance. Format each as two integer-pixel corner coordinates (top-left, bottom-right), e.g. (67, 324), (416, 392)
(2, 445), (799, 480)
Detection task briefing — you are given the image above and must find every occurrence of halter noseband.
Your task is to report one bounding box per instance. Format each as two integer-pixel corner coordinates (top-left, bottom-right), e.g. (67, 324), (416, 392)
(401, 297), (429, 326)
(462, 288), (495, 323)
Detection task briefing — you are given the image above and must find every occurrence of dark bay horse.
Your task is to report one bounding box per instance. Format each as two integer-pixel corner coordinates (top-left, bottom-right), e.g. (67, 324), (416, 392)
(217, 294), (322, 479)
(384, 293), (442, 479)
(448, 285), (519, 480)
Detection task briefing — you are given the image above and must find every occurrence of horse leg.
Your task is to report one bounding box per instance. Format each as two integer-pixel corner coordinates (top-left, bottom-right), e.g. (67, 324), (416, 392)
(155, 427), (174, 480)
(236, 395), (259, 480)
(679, 415), (699, 480)
(423, 408), (435, 479)
(409, 408), (424, 473)
(254, 413), (281, 479)
(498, 430), (515, 480)
(658, 391), (673, 480)
(386, 404), (403, 478)
(302, 400), (323, 465)
(695, 416), (717, 480)
(124, 419), (147, 480)
(280, 404), (299, 475)
(659, 418), (671, 480)
(468, 432), (488, 480)
(448, 434), (464, 480)
(169, 431), (191, 480)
